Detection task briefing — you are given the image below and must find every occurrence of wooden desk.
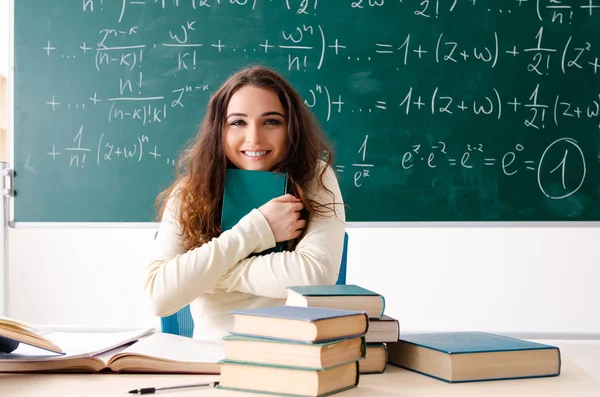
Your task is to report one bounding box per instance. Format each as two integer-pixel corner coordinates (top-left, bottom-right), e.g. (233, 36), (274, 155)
(2, 358), (598, 397)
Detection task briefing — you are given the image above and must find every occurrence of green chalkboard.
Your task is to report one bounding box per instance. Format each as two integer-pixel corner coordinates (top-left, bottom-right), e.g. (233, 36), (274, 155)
(12, 1), (600, 223)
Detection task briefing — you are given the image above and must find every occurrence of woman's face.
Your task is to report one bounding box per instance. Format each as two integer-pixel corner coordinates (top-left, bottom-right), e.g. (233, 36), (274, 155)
(223, 85), (288, 171)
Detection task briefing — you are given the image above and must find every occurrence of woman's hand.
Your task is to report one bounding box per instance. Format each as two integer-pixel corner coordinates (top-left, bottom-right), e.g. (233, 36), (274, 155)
(259, 194), (306, 242)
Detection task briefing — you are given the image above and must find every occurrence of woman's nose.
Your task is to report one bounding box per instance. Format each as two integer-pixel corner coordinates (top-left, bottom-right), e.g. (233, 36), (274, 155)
(244, 122), (262, 144)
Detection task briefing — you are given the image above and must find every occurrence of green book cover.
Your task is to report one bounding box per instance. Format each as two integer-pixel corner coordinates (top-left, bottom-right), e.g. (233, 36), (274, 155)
(229, 306), (369, 344)
(221, 169), (289, 255)
(229, 305), (366, 323)
(287, 284), (380, 297)
(399, 332), (560, 355)
(286, 285), (386, 318)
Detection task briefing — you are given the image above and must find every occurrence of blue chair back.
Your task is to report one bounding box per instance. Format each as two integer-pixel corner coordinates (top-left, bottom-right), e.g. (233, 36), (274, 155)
(159, 301), (195, 338)
(160, 232), (349, 337)
(335, 232), (348, 285)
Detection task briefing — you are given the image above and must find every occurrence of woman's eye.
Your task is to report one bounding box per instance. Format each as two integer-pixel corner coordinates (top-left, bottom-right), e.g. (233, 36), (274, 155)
(265, 119), (282, 126)
(230, 120), (246, 126)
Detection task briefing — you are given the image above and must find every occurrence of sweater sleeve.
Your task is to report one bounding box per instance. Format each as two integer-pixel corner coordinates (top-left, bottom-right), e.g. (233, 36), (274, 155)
(214, 164), (346, 299)
(143, 193), (277, 317)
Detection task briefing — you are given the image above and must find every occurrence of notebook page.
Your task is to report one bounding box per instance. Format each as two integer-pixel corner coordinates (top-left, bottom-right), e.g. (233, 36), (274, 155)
(0, 328), (154, 361)
(114, 333), (225, 363)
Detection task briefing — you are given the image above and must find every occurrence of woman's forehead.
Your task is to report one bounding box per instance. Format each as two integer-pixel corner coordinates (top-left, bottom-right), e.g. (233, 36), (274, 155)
(226, 86), (285, 114)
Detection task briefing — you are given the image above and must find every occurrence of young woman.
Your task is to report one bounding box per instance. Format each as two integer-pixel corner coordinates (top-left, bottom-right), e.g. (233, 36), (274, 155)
(144, 66), (346, 340)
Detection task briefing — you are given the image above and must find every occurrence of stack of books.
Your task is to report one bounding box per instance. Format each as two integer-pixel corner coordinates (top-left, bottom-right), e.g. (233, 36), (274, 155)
(218, 305), (369, 397)
(285, 285), (400, 374)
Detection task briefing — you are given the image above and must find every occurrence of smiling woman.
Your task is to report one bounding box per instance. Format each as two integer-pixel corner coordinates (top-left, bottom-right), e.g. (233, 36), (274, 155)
(223, 86), (288, 171)
(143, 65), (346, 341)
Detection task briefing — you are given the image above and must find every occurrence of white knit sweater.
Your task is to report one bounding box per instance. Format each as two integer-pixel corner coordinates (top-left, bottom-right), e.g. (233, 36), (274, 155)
(143, 163), (346, 340)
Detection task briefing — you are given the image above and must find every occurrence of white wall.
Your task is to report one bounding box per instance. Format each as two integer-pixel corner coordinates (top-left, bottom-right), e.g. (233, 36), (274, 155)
(347, 226), (600, 336)
(7, 227), (157, 330)
(6, 225), (600, 336)
(0, 0), (9, 77)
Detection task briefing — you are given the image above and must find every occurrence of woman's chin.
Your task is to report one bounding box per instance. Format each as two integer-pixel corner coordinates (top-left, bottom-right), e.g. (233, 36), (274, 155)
(235, 157), (276, 171)
(242, 164), (271, 171)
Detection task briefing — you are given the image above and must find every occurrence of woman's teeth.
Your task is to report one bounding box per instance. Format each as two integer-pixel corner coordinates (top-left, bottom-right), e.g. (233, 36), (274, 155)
(244, 151), (267, 157)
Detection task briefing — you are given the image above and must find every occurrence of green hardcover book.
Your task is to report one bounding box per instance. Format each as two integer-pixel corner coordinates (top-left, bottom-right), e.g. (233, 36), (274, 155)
(221, 169), (289, 255)
(222, 334), (365, 370)
(217, 360), (359, 397)
(285, 284), (386, 319)
(387, 332), (561, 383)
(229, 306), (369, 344)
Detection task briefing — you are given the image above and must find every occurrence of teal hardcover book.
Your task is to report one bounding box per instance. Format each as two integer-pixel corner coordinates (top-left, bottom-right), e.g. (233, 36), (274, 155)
(229, 306), (369, 344)
(221, 169), (288, 254)
(217, 360), (359, 397)
(285, 284), (386, 319)
(387, 332), (561, 383)
(222, 334), (365, 370)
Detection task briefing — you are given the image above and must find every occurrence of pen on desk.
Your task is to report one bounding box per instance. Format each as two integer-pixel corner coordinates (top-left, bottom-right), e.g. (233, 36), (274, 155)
(128, 381), (219, 394)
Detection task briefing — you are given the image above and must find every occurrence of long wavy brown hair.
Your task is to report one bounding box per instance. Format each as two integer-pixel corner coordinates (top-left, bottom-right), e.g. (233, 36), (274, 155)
(156, 65), (338, 251)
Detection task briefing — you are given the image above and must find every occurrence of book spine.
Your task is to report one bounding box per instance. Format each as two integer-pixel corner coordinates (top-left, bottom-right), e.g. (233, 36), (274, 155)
(384, 343), (388, 372)
(379, 295), (386, 318)
(360, 336), (366, 359)
(362, 313), (370, 335)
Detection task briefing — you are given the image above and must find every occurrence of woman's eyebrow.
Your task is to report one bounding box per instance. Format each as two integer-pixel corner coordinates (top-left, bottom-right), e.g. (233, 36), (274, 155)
(226, 111), (285, 119)
(226, 112), (247, 119)
(261, 111), (285, 117)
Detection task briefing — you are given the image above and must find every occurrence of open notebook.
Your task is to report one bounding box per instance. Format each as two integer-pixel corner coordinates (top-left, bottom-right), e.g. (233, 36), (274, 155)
(0, 330), (223, 373)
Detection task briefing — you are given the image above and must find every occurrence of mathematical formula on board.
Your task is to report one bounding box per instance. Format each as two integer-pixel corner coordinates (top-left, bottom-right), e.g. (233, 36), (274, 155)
(78, 0), (600, 22)
(37, 0), (599, 203)
(338, 135), (586, 200)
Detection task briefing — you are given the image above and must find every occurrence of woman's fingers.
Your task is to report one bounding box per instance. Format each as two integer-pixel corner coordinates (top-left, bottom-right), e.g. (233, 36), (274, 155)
(273, 194), (301, 203)
(290, 202), (304, 213)
(296, 219), (307, 231)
